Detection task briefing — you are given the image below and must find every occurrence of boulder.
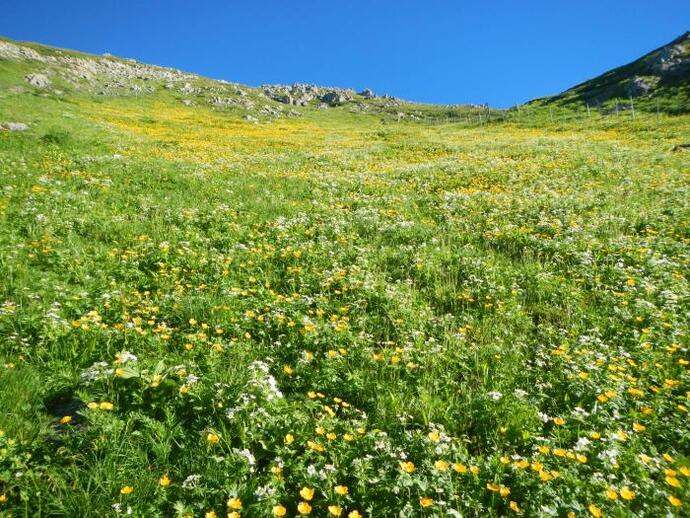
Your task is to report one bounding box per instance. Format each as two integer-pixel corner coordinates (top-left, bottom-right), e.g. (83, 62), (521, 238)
(359, 88), (375, 99)
(25, 73), (51, 88)
(0, 122), (29, 131)
(625, 76), (652, 97)
(320, 91), (347, 106)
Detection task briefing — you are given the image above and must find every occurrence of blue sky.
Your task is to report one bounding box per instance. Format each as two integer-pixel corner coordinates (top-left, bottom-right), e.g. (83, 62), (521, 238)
(2, 1), (688, 107)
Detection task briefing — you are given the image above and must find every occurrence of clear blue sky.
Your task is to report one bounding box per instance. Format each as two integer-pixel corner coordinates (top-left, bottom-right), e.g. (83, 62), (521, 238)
(2, 1), (688, 107)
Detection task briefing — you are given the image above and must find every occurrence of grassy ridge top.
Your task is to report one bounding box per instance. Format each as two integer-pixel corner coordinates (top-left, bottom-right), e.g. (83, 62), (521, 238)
(0, 36), (690, 517)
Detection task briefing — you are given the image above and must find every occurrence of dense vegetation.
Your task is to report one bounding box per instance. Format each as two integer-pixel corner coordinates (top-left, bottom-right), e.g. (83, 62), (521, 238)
(1, 40), (689, 517)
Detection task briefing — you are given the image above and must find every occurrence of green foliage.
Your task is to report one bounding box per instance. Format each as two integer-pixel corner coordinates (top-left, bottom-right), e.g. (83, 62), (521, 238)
(0, 39), (689, 518)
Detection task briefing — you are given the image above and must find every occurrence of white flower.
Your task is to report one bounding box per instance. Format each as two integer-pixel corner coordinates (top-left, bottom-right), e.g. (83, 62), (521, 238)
(488, 391), (503, 401)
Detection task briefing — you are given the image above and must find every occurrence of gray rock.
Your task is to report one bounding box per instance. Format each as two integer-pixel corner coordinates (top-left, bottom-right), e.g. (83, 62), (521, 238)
(625, 76), (652, 97)
(274, 94), (293, 104)
(359, 88), (375, 99)
(0, 122), (29, 131)
(181, 99), (193, 106)
(320, 91), (347, 106)
(25, 73), (51, 88)
(243, 115), (258, 123)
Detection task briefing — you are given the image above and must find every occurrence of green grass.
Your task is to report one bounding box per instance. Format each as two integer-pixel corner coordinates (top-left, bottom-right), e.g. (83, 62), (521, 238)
(0, 42), (689, 518)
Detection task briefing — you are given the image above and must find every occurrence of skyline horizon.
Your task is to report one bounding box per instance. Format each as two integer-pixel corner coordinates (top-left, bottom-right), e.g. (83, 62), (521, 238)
(2, 2), (689, 107)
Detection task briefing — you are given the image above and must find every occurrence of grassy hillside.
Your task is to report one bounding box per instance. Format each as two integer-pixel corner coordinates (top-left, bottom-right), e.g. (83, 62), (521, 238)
(533, 31), (690, 114)
(0, 38), (689, 517)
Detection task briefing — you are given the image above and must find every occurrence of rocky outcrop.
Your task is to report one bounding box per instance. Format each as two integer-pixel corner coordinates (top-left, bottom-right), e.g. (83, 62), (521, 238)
(25, 73), (51, 88)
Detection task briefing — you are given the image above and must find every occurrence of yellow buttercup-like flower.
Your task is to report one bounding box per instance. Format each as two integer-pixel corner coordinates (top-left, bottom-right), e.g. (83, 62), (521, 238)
(434, 459), (449, 471)
(120, 486), (134, 495)
(328, 505), (343, 516)
(400, 461), (415, 473)
(419, 496), (433, 507)
(619, 487), (635, 500)
(300, 487), (315, 501)
(334, 485), (348, 495)
(272, 504), (287, 516)
(227, 497), (242, 510)
(206, 432), (220, 445)
(297, 501), (312, 515)
(159, 474), (171, 487)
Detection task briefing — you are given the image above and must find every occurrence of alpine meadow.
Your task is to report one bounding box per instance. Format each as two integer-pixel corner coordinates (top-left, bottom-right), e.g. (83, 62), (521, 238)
(0, 30), (689, 518)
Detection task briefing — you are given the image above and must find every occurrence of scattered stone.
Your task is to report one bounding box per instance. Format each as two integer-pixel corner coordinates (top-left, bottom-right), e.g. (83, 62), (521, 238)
(243, 115), (258, 123)
(0, 122), (29, 131)
(320, 91), (347, 106)
(625, 76), (652, 97)
(25, 73), (51, 88)
(181, 99), (193, 106)
(359, 88), (375, 98)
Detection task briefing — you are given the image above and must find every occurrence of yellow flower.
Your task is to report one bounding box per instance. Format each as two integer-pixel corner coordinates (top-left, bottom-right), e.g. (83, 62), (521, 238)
(470, 465), (480, 475)
(500, 486), (511, 497)
(87, 402), (98, 410)
(510, 501), (521, 513)
(284, 433), (294, 445)
(205, 512), (217, 518)
(680, 466), (690, 477)
(307, 440), (325, 452)
(283, 365), (294, 375)
(227, 497), (242, 510)
(434, 460), (449, 471)
(300, 487), (315, 501)
(297, 501), (312, 515)
(99, 402), (114, 411)
(59, 415), (72, 425)
(666, 476), (681, 488)
(348, 512), (363, 518)
(120, 486), (134, 495)
(619, 487), (635, 501)
(0, 494), (7, 503)
(606, 488), (617, 500)
(272, 504), (287, 516)
(334, 485), (348, 495)
(632, 423), (646, 432)
(206, 433), (220, 445)
(428, 431), (440, 442)
(668, 495), (681, 507)
(453, 462), (467, 473)
(553, 417), (565, 426)
(588, 504), (602, 518)
(228, 513), (240, 518)
(328, 505), (343, 516)
(590, 431), (601, 439)
(419, 496), (433, 507)
(400, 461), (415, 473)
(159, 474), (171, 487)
